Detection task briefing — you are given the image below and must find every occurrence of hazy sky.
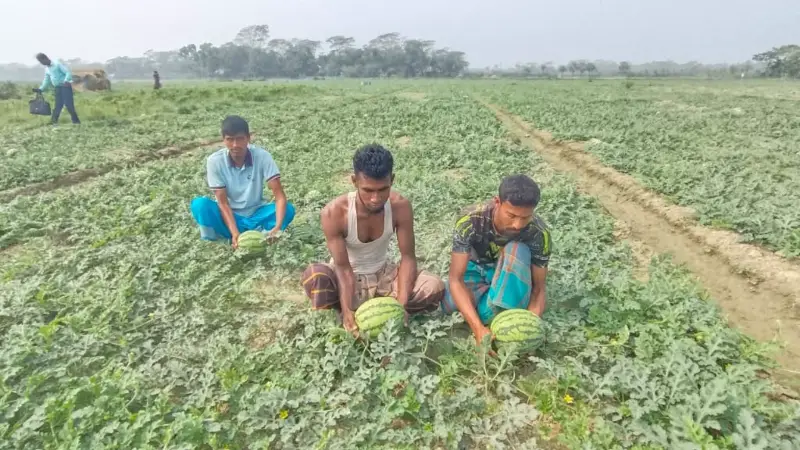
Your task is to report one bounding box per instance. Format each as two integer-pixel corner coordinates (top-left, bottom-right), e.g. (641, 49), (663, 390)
(2, 0), (798, 67)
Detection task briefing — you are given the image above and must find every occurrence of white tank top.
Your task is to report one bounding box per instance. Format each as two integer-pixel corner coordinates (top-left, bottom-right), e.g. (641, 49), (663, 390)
(345, 191), (393, 274)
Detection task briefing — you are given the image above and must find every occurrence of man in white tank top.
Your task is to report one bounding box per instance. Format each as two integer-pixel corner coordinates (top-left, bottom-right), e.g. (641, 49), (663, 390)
(301, 145), (445, 334)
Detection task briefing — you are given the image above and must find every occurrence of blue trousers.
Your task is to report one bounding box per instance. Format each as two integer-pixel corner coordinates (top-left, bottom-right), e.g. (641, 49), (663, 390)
(189, 197), (296, 241)
(53, 85), (80, 124)
(441, 242), (532, 325)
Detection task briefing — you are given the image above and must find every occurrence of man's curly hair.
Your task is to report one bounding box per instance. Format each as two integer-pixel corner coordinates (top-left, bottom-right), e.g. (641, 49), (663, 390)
(499, 174), (540, 207)
(353, 144), (393, 179)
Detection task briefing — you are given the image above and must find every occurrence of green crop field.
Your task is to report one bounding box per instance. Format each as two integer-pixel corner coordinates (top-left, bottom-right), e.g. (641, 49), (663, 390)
(478, 79), (800, 257)
(1, 80), (799, 449)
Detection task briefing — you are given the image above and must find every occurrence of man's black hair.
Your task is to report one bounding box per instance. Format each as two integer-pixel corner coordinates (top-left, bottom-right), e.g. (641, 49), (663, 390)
(35, 53), (50, 64)
(353, 144), (393, 179)
(221, 115), (249, 137)
(498, 174), (541, 207)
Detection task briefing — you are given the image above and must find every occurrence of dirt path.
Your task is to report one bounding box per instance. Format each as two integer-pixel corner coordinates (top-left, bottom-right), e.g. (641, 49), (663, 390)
(483, 102), (800, 392)
(0, 139), (223, 203)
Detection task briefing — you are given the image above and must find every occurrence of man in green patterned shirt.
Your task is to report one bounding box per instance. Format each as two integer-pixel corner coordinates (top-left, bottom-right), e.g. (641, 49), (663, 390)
(441, 174), (552, 346)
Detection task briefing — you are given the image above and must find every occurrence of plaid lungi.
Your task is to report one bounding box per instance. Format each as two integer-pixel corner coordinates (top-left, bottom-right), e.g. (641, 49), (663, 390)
(302, 260), (444, 313)
(441, 241), (533, 324)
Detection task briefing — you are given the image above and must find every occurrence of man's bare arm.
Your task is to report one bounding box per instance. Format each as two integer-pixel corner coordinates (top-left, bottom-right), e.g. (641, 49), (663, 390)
(212, 188), (240, 246)
(528, 265), (548, 317)
(393, 198), (417, 309)
(320, 202), (358, 332)
(448, 252), (491, 344)
(266, 177), (287, 234)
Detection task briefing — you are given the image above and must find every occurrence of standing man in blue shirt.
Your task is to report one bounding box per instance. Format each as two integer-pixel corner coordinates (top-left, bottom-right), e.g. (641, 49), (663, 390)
(33, 53), (81, 125)
(190, 115), (296, 248)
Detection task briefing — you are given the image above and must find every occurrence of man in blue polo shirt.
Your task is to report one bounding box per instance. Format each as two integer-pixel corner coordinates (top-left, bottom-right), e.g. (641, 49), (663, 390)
(33, 53), (81, 125)
(190, 115), (296, 248)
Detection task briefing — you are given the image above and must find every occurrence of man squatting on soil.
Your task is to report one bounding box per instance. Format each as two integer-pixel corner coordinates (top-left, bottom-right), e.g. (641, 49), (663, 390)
(302, 144), (551, 346)
(302, 145), (445, 334)
(441, 175), (552, 345)
(190, 115), (296, 247)
(188, 120), (550, 346)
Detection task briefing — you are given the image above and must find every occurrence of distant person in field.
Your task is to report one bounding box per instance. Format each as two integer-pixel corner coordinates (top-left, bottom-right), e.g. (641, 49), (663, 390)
(32, 53), (80, 125)
(190, 115), (295, 248)
(302, 144), (445, 334)
(153, 70), (161, 90)
(442, 174), (552, 346)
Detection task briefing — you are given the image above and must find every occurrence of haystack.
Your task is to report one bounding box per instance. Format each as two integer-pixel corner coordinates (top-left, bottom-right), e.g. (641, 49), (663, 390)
(71, 67), (112, 92)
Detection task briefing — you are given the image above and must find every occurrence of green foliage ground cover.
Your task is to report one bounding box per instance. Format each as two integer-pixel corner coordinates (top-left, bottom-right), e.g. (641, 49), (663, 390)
(0, 84), (798, 449)
(479, 79), (800, 258)
(0, 83), (373, 191)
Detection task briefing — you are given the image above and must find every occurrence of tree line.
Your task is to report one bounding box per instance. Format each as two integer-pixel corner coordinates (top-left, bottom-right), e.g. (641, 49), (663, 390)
(0, 23), (798, 81)
(473, 46), (799, 79)
(487, 59), (763, 79)
(106, 25), (469, 80)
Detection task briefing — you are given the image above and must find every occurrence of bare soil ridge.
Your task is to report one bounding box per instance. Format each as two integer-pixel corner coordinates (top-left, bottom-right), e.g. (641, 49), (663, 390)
(0, 139), (223, 203)
(482, 101), (800, 391)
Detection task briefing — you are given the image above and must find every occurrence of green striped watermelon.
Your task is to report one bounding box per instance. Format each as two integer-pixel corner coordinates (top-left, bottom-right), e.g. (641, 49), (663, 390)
(490, 308), (542, 352)
(237, 230), (266, 252)
(355, 297), (405, 338)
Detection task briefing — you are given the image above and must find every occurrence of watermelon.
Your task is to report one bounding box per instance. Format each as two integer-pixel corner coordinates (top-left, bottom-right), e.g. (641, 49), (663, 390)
(490, 308), (542, 352)
(237, 230), (266, 252)
(354, 297), (405, 338)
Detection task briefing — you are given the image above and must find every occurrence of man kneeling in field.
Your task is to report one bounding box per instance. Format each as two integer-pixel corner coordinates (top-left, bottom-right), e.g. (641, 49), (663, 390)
(302, 144), (445, 334)
(190, 115), (295, 248)
(442, 174), (552, 346)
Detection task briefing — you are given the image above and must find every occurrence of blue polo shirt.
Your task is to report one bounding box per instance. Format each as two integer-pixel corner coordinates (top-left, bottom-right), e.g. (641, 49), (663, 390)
(206, 145), (280, 217)
(39, 59), (73, 91)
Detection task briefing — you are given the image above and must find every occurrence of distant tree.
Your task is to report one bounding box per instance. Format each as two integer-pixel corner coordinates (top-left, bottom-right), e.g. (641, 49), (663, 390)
(234, 25), (270, 48)
(430, 49), (468, 77)
(327, 35), (356, 52)
(234, 25), (270, 78)
(753, 45), (800, 78)
(178, 44), (201, 77)
(576, 60), (588, 77)
(323, 36), (357, 76)
(558, 65), (567, 77)
(618, 61), (631, 76)
(567, 60), (578, 77)
(286, 39), (321, 78)
(586, 62), (597, 78)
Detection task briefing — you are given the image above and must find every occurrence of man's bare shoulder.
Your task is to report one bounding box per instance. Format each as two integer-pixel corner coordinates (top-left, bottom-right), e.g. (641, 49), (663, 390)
(389, 192), (413, 227)
(322, 194), (349, 214)
(389, 191), (412, 211)
(321, 194), (349, 233)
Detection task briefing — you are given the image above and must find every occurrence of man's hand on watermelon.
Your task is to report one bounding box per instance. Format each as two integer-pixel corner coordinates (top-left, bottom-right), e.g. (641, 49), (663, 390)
(395, 295), (410, 327)
(527, 265), (548, 317)
(342, 309), (358, 336)
(475, 326), (494, 347)
(265, 227), (282, 244)
(394, 200), (416, 328)
(448, 252), (496, 352)
(397, 299), (410, 327)
(212, 189), (241, 251)
(231, 232), (240, 250)
(475, 327), (497, 358)
(322, 207), (362, 338)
